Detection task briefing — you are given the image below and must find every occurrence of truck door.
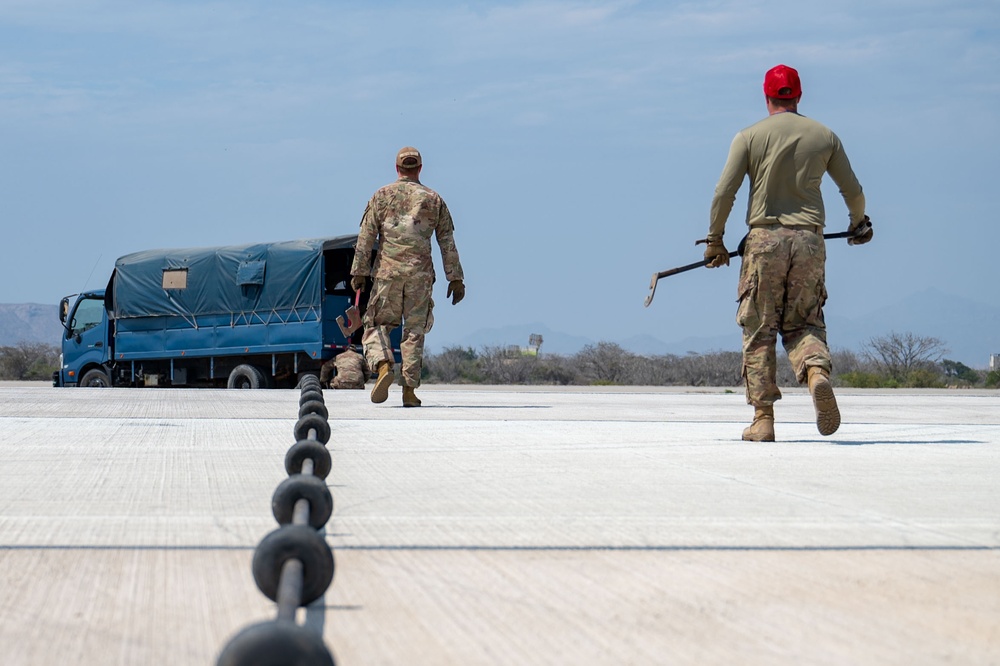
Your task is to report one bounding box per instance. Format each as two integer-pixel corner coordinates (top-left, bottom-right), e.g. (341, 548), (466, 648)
(62, 295), (110, 386)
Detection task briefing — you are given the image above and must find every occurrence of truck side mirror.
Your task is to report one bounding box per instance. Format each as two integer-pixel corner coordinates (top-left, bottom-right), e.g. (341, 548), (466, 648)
(59, 298), (70, 324)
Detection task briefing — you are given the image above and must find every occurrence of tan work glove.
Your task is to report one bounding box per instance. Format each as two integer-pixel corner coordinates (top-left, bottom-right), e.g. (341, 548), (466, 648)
(699, 235), (730, 268)
(446, 279), (465, 305)
(350, 275), (367, 292)
(848, 215), (874, 246)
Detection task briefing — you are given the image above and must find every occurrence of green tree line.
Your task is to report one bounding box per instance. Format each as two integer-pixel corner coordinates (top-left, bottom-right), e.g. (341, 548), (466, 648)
(4, 333), (998, 388)
(422, 332), (999, 389)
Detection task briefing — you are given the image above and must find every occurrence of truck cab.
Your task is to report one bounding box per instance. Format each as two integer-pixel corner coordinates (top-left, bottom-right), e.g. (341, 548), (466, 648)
(57, 290), (112, 387)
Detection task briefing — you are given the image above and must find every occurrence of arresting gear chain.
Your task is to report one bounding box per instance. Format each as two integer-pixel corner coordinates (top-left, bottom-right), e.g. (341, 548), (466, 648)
(217, 374), (337, 666)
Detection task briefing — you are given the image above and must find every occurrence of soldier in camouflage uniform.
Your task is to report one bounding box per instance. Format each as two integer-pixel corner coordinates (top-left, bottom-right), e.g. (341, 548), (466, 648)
(350, 146), (465, 407)
(319, 347), (369, 389)
(702, 65), (873, 441)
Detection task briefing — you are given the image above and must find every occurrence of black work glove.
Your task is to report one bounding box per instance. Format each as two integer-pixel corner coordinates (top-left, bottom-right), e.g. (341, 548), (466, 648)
(698, 235), (730, 268)
(350, 275), (367, 292)
(848, 215), (874, 246)
(447, 279), (465, 305)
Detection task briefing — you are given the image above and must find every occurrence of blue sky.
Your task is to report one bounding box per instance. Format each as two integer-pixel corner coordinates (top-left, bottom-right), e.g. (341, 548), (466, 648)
(2, 0), (998, 355)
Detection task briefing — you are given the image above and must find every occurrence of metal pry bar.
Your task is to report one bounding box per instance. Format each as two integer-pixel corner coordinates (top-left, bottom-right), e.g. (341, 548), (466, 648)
(643, 220), (873, 307)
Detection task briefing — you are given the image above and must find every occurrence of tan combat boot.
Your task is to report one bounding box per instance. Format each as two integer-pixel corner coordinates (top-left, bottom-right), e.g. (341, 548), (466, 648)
(808, 366), (840, 436)
(402, 386), (422, 408)
(742, 405), (775, 442)
(370, 360), (393, 404)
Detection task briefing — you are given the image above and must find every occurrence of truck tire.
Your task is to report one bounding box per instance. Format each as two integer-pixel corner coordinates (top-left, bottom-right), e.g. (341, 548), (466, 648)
(228, 364), (265, 389)
(80, 368), (112, 387)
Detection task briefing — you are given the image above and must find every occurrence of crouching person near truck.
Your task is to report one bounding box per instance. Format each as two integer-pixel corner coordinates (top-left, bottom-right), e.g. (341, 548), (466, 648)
(319, 347), (369, 389)
(350, 146), (465, 407)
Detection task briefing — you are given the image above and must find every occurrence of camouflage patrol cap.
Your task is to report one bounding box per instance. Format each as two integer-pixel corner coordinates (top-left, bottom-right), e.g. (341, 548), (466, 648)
(396, 146), (422, 169)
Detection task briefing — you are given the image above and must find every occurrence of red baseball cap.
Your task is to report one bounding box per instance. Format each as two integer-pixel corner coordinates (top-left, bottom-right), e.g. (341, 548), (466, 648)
(763, 64), (801, 99)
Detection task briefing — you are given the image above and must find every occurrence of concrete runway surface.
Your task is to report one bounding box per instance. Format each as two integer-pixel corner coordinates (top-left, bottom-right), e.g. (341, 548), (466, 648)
(1, 383), (998, 665)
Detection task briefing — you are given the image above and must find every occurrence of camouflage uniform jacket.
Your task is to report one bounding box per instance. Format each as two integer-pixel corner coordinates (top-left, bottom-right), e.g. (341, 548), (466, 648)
(350, 176), (464, 283)
(329, 349), (369, 389)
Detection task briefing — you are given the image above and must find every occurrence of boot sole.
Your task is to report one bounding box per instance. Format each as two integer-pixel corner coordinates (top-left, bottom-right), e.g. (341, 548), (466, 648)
(370, 371), (392, 404)
(812, 377), (841, 436)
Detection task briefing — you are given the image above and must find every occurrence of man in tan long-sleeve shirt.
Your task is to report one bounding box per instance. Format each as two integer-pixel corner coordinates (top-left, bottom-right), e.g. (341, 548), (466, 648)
(702, 64), (873, 441)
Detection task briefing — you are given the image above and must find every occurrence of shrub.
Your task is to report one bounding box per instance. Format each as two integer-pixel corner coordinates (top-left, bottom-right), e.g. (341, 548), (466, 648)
(985, 371), (1000, 389)
(530, 355), (580, 385)
(477, 346), (534, 384)
(423, 346), (481, 383)
(839, 371), (884, 388)
(0, 342), (60, 381)
(941, 359), (980, 385)
(903, 368), (945, 388)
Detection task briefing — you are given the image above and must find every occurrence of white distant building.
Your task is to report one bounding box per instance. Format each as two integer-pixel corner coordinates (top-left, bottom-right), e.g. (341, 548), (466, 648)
(991, 354), (1000, 371)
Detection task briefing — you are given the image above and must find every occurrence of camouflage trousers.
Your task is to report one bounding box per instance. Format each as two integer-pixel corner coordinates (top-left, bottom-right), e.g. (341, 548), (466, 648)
(736, 226), (832, 407)
(361, 275), (434, 388)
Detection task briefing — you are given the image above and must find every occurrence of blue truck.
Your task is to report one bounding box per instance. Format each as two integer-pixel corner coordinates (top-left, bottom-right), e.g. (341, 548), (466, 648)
(55, 235), (396, 388)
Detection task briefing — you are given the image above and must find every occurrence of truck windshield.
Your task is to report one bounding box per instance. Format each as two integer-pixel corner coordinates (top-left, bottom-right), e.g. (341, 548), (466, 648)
(70, 298), (104, 337)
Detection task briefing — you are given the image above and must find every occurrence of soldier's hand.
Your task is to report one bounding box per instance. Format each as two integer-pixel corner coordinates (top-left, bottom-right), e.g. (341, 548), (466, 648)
(350, 275), (367, 292)
(447, 279), (465, 305)
(699, 236), (730, 268)
(848, 215), (873, 246)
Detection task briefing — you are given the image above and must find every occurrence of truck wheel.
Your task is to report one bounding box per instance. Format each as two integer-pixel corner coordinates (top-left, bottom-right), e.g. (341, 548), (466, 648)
(228, 364), (265, 389)
(80, 368), (112, 387)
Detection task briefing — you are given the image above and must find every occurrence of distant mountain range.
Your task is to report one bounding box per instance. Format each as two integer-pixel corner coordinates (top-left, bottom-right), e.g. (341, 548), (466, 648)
(4, 288), (998, 368)
(0, 303), (63, 347)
